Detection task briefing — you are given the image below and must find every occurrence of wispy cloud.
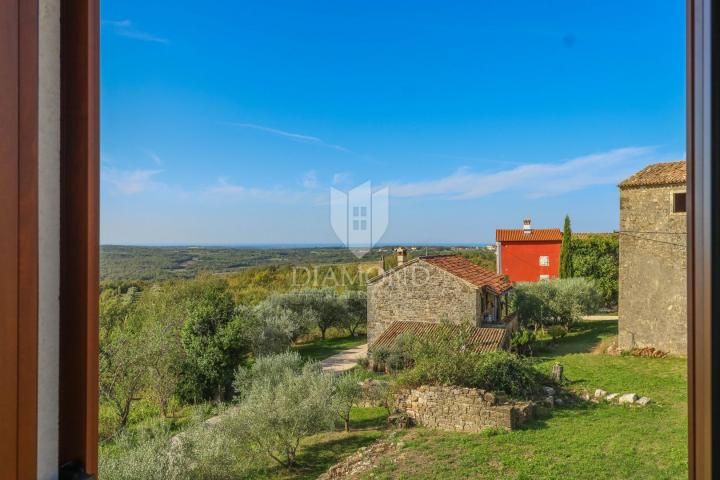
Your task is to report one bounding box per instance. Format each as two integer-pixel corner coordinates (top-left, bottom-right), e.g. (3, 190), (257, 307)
(332, 172), (353, 185)
(302, 170), (318, 189)
(228, 123), (353, 153)
(205, 178), (322, 204)
(390, 147), (660, 199)
(103, 20), (169, 44)
(102, 168), (164, 195)
(144, 150), (163, 166)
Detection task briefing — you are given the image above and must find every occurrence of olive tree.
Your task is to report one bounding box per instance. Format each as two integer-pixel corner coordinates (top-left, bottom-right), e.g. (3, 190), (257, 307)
(340, 290), (367, 337)
(512, 277), (601, 330)
(332, 370), (364, 432)
(99, 288), (148, 432)
(230, 352), (335, 467)
(267, 289), (344, 339)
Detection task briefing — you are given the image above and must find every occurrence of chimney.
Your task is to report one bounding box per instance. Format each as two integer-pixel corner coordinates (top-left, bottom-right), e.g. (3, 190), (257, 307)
(396, 247), (408, 266)
(523, 217), (532, 235)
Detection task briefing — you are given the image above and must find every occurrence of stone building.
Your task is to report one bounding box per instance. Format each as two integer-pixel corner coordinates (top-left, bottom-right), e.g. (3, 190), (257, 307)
(366, 252), (514, 347)
(618, 161), (687, 355)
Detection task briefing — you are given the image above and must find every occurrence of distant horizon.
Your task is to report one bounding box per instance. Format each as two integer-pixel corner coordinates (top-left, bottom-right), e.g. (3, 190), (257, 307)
(100, 242), (494, 249)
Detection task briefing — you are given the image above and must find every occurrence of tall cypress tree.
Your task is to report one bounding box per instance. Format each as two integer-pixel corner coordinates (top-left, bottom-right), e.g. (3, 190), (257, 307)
(559, 215), (573, 278)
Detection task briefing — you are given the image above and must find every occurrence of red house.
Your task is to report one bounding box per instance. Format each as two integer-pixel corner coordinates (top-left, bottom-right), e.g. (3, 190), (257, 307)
(495, 218), (562, 283)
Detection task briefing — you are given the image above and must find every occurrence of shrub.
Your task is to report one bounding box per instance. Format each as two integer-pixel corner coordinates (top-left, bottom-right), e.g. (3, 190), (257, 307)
(229, 353), (335, 467)
(233, 350), (304, 398)
(369, 346), (391, 371)
(547, 325), (567, 341)
(510, 329), (537, 356)
(99, 415), (242, 480)
(396, 323), (546, 399)
(99, 433), (191, 480)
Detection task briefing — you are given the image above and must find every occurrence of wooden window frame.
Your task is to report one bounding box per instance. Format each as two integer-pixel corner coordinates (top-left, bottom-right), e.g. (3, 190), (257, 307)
(58, 0), (100, 475)
(687, 0), (717, 477)
(674, 192), (688, 213)
(0, 0), (716, 476)
(0, 1), (39, 477)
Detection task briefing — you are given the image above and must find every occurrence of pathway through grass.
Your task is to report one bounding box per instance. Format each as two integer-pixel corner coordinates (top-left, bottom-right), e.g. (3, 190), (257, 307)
(292, 334), (367, 362)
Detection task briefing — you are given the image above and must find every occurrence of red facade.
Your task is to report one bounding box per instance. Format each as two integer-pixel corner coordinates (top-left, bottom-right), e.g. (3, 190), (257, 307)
(496, 227), (562, 283)
(498, 240), (561, 282)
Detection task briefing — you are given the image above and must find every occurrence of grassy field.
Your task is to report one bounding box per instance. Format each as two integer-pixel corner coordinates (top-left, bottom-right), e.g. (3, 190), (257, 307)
(363, 320), (688, 479)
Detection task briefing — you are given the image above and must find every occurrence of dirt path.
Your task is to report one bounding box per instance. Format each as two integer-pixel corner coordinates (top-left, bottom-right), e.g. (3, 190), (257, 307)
(582, 314), (619, 321)
(320, 344), (368, 373)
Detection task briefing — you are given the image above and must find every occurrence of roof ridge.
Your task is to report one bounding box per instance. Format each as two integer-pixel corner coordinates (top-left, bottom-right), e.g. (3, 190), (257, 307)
(618, 160), (686, 188)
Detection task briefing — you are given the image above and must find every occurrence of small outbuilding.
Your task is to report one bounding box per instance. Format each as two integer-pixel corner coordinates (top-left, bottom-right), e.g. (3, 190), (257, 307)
(366, 253), (515, 347)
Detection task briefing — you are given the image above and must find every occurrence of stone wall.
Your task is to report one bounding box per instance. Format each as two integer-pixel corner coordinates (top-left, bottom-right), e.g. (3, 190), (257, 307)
(395, 385), (535, 432)
(618, 184), (687, 355)
(367, 260), (480, 345)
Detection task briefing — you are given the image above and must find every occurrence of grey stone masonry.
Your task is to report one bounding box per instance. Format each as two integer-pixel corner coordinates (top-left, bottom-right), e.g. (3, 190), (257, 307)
(618, 183), (687, 355)
(395, 385), (535, 432)
(367, 260), (481, 345)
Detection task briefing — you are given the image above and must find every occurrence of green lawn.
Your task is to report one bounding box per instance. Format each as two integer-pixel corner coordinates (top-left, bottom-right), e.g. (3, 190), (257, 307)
(364, 320), (688, 479)
(292, 334), (367, 362)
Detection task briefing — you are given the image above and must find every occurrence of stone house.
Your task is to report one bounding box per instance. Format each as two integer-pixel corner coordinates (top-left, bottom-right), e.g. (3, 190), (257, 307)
(618, 161), (687, 355)
(367, 251), (514, 347)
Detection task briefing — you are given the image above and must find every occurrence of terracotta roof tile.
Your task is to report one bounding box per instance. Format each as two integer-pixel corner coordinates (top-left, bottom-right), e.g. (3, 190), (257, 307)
(372, 321), (508, 353)
(495, 229), (562, 242)
(421, 255), (512, 294)
(618, 161), (686, 188)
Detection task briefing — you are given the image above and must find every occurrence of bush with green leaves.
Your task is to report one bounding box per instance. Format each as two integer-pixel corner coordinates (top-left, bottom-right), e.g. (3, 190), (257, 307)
(99, 414), (241, 480)
(511, 277), (602, 330)
(396, 324), (546, 399)
(178, 276), (248, 403)
(510, 329), (537, 356)
(369, 345), (391, 371)
(368, 334), (413, 372)
(547, 325), (568, 341)
(229, 352), (335, 467)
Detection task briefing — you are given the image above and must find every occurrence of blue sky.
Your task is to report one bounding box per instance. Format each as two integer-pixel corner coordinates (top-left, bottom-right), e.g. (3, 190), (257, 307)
(100, 0), (685, 245)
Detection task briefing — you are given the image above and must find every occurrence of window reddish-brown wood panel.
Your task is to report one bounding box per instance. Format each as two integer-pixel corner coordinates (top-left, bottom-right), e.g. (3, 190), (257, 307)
(687, 0), (717, 477)
(59, 0), (100, 475)
(0, 0), (38, 478)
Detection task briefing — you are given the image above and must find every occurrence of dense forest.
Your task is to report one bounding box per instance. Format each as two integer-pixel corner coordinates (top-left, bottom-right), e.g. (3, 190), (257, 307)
(100, 245), (496, 281)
